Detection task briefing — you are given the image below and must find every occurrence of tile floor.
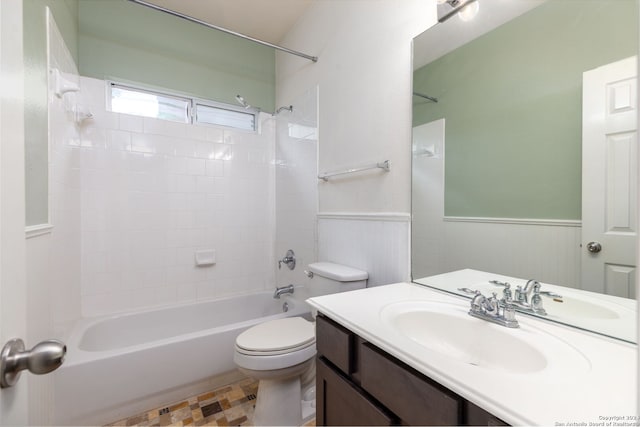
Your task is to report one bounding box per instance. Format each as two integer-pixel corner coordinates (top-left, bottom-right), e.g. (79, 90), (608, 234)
(106, 377), (259, 426)
(106, 377), (316, 427)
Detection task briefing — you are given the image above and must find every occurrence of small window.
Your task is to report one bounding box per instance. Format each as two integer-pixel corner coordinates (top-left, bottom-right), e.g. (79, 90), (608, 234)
(195, 102), (257, 131)
(108, 82), (259, 131)
(109, 83), (190, 123)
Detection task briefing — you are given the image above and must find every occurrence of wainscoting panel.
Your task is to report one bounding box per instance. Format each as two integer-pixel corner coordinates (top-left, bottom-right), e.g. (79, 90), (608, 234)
(413, 218), (582, 289)
(318, 213), (410, 287)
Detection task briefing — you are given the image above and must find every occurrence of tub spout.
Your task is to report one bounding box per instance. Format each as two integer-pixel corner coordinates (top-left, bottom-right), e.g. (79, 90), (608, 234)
(273, 284), (294, 299)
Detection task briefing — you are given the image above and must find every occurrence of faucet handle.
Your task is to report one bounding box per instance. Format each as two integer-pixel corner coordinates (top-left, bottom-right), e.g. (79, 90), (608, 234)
(514, 285), (525, 302)
(539, 290), (563, 300)
(489, 280), (509, 287)
(502, 301), (517, 322)
(278, 249), (296, 270)
(501, 283), (513, 302)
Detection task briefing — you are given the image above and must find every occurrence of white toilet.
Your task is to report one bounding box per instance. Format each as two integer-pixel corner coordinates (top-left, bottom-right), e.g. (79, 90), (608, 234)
(233, 262), (368, 426)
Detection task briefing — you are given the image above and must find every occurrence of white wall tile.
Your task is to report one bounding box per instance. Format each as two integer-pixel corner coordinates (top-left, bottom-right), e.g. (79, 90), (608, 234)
(119, 113), (144, 133)
(187, 158), (206, 176)
(164, 121), (187, 138)
(76, 77), (277, 316)
(79, 77), (106, 109)
(143, 117), (166, 135)
(89, 109), (119, 130)
(205, 127), (224, 143)
(131, 133), (157, 154)
(174, 139), (196, 158)
(107, 130), (131, 151)
(195, 141), (216, 159)
(186, 124), (208, 141)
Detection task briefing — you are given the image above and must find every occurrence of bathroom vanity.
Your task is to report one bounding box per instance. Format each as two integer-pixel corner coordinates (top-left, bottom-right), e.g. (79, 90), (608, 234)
(308, 283), (637, 426)
(315, 314), (506, 425)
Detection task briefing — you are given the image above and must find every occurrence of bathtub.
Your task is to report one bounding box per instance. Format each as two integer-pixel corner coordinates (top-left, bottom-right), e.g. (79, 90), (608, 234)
(53, 291), (311, 426)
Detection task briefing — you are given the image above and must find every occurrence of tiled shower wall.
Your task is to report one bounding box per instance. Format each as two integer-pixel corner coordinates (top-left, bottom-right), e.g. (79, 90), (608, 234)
(77, 77), (276, 316)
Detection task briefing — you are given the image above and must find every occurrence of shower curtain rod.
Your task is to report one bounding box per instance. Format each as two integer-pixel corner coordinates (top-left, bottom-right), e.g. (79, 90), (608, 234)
(413, 92), (438, 103)
(128, 0), (318, 63)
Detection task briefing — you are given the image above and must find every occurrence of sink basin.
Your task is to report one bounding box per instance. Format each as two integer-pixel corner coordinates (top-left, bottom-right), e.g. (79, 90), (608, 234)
(474, 282), (631, 320)
(544, 296), (620, 319)
(380, 301), (591, 376)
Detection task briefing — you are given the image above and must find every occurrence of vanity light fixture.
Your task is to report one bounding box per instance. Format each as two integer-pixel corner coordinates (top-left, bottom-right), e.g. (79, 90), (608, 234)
(457, 0), (480, 22)
(438, 0), (480, 23)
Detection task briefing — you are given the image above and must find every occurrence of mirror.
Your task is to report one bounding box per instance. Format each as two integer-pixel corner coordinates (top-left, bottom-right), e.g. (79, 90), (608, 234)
(411, 0), (638, 342)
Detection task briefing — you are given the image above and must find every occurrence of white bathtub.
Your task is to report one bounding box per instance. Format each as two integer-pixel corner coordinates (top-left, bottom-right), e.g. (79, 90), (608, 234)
(53, 291), (311, 426)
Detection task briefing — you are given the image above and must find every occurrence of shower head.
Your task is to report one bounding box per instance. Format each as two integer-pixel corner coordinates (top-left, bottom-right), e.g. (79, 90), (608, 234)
(273, 105), (293, 116)
(235, 94), (252, 109)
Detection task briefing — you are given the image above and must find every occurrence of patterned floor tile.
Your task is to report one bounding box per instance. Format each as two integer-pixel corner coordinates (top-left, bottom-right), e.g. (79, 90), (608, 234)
(106, 376), (313, 427)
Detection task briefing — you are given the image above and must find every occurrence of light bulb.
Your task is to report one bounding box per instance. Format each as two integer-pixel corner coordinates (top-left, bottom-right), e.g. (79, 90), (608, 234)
(457, 0), (479, 21)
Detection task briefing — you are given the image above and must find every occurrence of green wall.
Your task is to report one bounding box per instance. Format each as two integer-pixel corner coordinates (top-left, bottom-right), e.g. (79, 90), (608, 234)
(78, 0), (275, 112)
(413, 0), (638, 220)
(24, 0), (79, 226)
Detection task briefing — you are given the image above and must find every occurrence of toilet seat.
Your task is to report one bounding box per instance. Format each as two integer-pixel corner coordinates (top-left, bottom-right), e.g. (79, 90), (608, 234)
(236, 317), (315, 355)
(234, 317), (317, 371)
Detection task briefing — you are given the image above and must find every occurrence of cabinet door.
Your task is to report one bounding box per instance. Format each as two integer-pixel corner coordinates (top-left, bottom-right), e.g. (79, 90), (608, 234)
(360, 343), (462, 426)
(316, 315), (354, 375)
(465, 402), (509, 426)
(316, 358), (396, 426)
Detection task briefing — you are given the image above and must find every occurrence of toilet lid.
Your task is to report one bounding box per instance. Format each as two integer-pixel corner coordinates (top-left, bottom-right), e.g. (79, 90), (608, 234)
(236, 317), (315, 353)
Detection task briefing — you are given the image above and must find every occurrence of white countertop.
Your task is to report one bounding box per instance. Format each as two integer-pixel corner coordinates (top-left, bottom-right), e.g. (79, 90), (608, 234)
(307, 282), (637, 426)
(414, 269), (637, 343)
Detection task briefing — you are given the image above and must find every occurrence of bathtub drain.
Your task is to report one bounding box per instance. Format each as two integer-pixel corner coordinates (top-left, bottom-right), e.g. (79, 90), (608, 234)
(282, 302), (289, 312)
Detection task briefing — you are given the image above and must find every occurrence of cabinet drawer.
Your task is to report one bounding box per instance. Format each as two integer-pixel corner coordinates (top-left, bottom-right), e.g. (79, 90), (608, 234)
(466, 402), (509, 426)
(360, 342), (462, 426)
(316, 315), (353, 374)
(317, 357), (396, 426)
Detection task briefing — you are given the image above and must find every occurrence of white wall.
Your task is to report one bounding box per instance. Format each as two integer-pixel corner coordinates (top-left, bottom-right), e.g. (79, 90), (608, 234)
(276, 1), (435, 284)
(318, 214), (410, 286)
(277, 1), (434, 214)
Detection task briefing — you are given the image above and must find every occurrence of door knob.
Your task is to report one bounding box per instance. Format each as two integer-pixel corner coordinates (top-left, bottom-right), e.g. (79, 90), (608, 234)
(586, 241), (602, 253)
(0, 338), (66, 388)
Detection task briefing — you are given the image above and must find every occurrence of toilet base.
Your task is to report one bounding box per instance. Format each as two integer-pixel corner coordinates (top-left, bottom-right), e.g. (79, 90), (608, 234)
(301, 385), (316, 424)
(245, 360), (316, 426)
(253, 376), (302, 426)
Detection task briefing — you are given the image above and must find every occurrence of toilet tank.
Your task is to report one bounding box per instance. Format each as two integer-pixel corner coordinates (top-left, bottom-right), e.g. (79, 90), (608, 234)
(307, 262), (368, 297)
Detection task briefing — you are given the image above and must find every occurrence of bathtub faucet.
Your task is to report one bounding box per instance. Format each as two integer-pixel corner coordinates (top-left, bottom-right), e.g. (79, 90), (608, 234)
(273, 284), (295, 299)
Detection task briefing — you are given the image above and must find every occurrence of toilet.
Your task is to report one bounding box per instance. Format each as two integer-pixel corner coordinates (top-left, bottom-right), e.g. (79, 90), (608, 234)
(233, 262), (368, 426)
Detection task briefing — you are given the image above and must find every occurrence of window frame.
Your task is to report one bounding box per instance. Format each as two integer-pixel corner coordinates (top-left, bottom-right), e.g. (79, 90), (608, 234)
(193, 97), (259, 132)
(106, 81), (259, 132)
(108, 82), (193, 124)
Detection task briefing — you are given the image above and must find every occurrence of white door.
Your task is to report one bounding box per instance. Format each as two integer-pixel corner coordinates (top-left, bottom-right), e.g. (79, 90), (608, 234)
(582, 56), (637, 297)
(0, 0), (29, 424)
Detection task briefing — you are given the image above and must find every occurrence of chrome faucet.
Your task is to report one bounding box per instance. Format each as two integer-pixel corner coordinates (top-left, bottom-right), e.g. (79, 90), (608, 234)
(278, 249), (296, 270)
(459, 288), (519, 328)
(273, 284), (294, 299)
(489, 279), (563, 316)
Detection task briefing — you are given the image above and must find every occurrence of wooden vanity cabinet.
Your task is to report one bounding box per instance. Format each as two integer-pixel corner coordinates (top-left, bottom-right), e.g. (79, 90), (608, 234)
(315, 314), (509, 426)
